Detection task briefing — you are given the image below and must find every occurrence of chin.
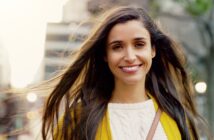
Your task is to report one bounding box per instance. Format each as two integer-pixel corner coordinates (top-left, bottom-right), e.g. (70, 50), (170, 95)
(122, 78), (144, 85)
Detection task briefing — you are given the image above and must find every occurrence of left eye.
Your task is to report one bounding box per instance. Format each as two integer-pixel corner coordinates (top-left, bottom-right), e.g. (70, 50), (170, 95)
(135, 43), (145, 48)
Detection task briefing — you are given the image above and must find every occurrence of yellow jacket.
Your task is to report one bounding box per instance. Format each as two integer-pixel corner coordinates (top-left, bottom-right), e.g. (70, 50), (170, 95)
(95, 97), (181, 140)
(55, 97), (181, 140)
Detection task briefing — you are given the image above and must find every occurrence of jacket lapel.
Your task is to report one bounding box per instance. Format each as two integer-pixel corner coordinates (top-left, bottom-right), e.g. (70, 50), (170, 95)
(150, 96), (182, 140)
(96, 110), (112, 140)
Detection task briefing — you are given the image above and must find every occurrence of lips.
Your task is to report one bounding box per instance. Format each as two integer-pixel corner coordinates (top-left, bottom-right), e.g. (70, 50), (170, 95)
(119, 64), (142, 73)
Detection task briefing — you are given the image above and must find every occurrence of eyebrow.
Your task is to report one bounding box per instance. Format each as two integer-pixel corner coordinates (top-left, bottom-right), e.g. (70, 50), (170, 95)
(108, 37), (147, 46)
(107, 40), (123, 47)
(133, 37), (147, 41)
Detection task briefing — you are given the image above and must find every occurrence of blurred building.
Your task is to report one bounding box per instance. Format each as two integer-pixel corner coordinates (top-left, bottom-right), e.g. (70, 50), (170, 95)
(44, 0), (90, 80)
(44, 22), (90, 79)
(63, 0), (90, 22)
(87, 0), (149, 14)
(0, 92), (28, 140)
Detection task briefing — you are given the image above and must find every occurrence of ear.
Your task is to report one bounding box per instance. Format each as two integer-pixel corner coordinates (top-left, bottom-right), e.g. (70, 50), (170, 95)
(151, 45), (156, 58)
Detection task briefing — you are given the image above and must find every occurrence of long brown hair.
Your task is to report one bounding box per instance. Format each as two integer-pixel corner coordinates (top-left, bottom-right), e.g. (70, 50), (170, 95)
(42, 6), (201, 140)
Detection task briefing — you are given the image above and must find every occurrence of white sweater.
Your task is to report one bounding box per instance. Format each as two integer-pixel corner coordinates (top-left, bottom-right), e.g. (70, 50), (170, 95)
(108, 99), (168, 140)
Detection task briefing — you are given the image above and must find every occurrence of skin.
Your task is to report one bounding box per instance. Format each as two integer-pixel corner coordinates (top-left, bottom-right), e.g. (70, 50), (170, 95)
(106, 20), (156, 103)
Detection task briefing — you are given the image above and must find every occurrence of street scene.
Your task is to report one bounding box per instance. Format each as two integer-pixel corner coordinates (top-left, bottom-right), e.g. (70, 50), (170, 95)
(0, 0), (213, 139)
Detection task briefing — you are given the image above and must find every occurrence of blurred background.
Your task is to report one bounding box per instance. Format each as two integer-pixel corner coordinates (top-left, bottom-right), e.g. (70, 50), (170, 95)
(0, 0), (213, 139)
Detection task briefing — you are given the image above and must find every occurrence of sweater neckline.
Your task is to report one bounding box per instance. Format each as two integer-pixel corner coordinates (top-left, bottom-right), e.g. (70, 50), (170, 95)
(108, 99), (153, 110)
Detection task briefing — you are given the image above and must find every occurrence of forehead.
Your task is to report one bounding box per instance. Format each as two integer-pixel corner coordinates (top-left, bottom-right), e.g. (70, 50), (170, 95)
(107, 20), (150, 43)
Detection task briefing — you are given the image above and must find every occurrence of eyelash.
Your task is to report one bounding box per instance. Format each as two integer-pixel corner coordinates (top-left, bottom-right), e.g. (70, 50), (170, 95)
(111, 42), (146, 50)
(112, 45), (122, 50)
(135, 42), (145, 48)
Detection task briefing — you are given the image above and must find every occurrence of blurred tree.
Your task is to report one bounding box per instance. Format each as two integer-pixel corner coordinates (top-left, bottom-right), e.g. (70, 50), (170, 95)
(150, 0), (214, 133)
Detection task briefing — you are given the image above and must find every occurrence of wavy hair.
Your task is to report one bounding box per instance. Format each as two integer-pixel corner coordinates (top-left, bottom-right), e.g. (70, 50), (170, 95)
(42, 6), (201, 140)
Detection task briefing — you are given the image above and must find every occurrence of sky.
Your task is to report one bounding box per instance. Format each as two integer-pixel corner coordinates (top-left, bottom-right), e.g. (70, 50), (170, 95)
(0, 0), (68, 88)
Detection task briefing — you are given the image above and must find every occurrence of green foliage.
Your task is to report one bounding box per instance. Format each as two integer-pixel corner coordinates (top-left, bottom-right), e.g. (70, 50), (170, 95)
(149, 0), (161, 17)
(176, 0), (212, 16)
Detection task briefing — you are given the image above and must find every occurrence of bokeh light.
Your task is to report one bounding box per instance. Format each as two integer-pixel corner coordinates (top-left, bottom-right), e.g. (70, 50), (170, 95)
(26, 92), (38, 102)
(195, 81), (207, 94)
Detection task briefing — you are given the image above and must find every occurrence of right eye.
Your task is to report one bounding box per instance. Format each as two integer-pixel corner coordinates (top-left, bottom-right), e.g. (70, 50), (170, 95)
(112, 45), (122, 50)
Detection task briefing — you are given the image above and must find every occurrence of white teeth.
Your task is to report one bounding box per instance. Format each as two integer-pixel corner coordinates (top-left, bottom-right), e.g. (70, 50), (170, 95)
(121, 65), (139, 73)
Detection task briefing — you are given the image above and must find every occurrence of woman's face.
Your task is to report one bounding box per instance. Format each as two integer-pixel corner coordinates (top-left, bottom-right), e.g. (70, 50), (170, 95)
(106, 20), (156, 85)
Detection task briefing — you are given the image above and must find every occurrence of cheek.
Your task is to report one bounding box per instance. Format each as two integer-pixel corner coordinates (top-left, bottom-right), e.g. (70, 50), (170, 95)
(107, 56), (117, 68)
(106, 52), (121, 65)
(106, 54), (122, 75)
(138, 52), (153, 68)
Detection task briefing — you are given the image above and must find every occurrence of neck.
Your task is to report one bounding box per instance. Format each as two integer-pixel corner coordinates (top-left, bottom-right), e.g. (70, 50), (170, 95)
(110, 81), (148, 103)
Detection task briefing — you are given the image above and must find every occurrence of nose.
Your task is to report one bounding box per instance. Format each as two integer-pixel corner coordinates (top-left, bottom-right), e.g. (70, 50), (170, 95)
(124, 47), (136, 63)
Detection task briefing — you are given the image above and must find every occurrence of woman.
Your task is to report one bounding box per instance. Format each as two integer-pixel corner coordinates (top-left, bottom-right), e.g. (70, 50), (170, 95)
(42, 6), (201, 140)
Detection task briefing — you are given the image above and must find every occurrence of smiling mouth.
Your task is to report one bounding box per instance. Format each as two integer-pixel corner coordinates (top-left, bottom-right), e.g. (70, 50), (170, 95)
(119, 64), (143, 73)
